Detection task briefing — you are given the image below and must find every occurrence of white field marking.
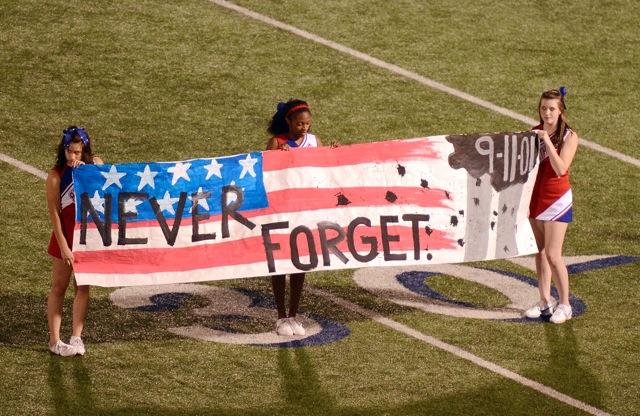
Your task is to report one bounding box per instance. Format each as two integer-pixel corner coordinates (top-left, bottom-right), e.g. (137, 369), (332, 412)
(209, 0), (640, 169)
(3, 153), (611, 415)
(507, 255), (622, 273)
(0, 153), (48, 179)
(308, 286), (611, 416)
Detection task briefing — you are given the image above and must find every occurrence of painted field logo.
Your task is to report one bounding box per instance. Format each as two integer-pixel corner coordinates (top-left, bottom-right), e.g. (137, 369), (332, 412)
(109, 255), (637, 346)
(110, 283), (350, 347)
(354, 255), (638, 322)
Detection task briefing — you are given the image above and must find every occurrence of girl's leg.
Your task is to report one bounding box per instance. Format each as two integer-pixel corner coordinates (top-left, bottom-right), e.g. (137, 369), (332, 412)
(288, 273), (306, 318)
(530, 219), (553, 304)
(71, 282), (90, 337)
(271, 275), (287, 319)
(47, 257), (72, 346)
(543, 221), (570, 305)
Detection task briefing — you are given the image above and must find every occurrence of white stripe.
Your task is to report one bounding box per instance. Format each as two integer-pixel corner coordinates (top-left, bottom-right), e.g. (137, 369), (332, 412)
(551, 203), (573, 221)
(208, 0), (640, 169)
(60, 182), (75, 210)
(0, 153), (48, 179)
(299, 133), (309, 148)
(536, 189), (573, 221)
(307, 286), (612, 416)
(265, 156), (457, 191)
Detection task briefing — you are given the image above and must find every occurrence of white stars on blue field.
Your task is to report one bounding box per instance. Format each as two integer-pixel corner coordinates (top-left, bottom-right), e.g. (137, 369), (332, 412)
(135, 165), (159, 191)
(167, 162), (192, 186)
(204, 158), (223, 180)
(238, 153), (258, 179)
(100, 165), (126, 190)
(90, 191), (105, 214)
(73, 152), (267, 222)
(157, 191), (180, 215)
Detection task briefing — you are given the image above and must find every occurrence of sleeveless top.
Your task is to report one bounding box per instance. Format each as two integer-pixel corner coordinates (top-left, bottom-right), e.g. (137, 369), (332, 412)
(275, 133), (318, 149)
(529, 124), (573, 222)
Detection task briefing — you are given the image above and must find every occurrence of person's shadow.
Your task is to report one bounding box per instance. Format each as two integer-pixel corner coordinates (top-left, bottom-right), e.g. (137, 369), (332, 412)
(276, 347), (337, 415)
(540, 322), (604, 409)
(48, 356), (95, 415)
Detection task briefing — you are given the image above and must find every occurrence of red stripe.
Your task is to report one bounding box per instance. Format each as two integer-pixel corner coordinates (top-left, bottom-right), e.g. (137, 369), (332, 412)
(263, 138), (440, 170)
(74, 225), (457, 274)
(78, 186), (451, 230)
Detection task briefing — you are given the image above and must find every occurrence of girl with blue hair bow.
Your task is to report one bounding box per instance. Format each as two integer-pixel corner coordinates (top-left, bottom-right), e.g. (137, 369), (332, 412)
(46, 126), (103, 355)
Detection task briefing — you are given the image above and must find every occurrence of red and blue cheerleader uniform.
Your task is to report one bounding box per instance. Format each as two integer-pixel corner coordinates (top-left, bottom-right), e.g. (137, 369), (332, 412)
(529, 125), (573, 223)
(275, 133), (318, 149)
(47, 166), (76, 258)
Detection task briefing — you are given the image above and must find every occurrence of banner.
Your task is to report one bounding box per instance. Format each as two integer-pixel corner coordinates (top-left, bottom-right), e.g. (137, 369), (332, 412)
(72, 132), (540, 287)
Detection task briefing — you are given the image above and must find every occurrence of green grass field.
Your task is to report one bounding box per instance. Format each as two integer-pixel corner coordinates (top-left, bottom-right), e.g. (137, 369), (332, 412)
(1, 1), (639, 415)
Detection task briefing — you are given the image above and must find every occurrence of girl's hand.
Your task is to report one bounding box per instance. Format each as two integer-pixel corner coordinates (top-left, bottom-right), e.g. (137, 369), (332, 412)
(330, 141), (340, 148)
(61, 246), (74, 268)
(278, 143), (291, 151)
(68, 160), (85, 168)
(533, 129), (551, 143)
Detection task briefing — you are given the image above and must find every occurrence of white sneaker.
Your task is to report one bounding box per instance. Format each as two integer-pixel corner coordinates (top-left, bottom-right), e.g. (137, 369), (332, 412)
(69, 336), (85, 355)
(287, 317), (305, 336)
(276, 318), (294, 336)
(49, 340), (77, 357)
(524, 301), (555, 319)
(550, 304), (572, 324)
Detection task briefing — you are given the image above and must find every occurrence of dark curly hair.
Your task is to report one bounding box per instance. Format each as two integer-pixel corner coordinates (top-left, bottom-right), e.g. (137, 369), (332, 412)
(267, 99), (311, 136)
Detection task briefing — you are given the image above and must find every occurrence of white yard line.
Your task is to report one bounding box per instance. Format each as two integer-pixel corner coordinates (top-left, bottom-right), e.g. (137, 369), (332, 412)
(209, 0), (640, 169)
(1, 153), (611, 415)
(308, 286), (611, 416)
(0, 153), (47, 179)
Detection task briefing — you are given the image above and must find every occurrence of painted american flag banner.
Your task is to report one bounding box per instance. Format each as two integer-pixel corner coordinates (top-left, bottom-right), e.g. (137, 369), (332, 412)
(72, 132), (540, 287)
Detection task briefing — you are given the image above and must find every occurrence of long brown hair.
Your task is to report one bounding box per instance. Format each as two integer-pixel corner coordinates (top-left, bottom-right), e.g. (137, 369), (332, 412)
(538, 89), (571, 146)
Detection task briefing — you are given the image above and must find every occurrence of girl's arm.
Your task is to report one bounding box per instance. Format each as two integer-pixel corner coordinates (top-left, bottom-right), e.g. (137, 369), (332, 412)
(266, 137), (279, 150)
(45, 170), (74, 264)
(267, 136), (289, 151)
(538, 130), (579, 176)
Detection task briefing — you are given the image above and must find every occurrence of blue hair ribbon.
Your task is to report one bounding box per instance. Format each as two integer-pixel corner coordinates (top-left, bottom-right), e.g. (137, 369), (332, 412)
(559, 86), (567, 97)
(276, 102), (287, 113)
(63, 127), (90, 148)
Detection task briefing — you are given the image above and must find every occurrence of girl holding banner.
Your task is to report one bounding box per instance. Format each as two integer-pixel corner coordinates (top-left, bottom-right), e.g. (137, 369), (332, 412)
(525, 88), (579, 324)
(266, 99), (324, 336)
(46, 126), (103, 355)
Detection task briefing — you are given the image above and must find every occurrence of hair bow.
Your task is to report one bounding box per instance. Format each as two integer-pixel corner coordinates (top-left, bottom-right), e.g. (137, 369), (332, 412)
(559, 86), (567, 97)
(62, 127), (90, 148)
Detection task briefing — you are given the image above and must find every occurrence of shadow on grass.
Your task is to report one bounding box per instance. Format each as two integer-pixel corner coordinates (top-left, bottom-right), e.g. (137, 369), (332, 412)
(48, 356), (95, 416)
(516, 321), (605, 412)
(0, 283), (375, 350)
(41, 344), (592, 416)
(42, 357), (594, 416)
(0, 293), (201, 349)
(276, 347), (338, 413)
(22, 295), (606, 416)
(540, 322), (604, 410)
